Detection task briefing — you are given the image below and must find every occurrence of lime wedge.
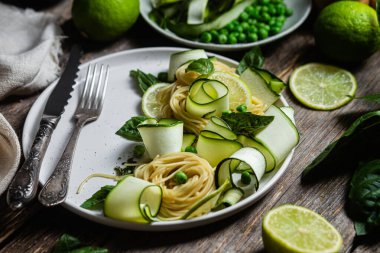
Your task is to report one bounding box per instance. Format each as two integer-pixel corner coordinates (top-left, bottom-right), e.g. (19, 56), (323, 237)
(263, 204), (343, 253)
(289, 63), (357, 110)
(208, 71), (252, 110)
(142, 83), (170, 118)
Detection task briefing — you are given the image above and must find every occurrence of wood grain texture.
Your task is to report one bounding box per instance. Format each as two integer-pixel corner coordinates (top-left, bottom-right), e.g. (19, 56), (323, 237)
(0, 0), (380, 252)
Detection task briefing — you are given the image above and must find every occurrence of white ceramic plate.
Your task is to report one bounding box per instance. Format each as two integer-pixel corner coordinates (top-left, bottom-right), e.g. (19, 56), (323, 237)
(140, 0), (312, 52)
(23, 47), (294, 231)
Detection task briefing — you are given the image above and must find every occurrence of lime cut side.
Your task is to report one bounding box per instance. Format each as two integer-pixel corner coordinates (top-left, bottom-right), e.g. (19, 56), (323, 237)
(208, 71), (252, 110)
(262, 204), (343, 253)
(142, 83), (170, 118)
(289, 63), (357, 110)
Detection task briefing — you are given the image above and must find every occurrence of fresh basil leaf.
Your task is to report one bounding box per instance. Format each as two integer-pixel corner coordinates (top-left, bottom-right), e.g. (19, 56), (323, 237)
(351, 94), (380, 104)
(52, 234), (108, 253)
(302, 111), (380, 179)
(236, 47), (265, 75)
(130, 69), (159, 94)
(349, 160), (380, 236)
(116, 116), (148, 142)
(80, 185), (114, 210)
(186, 58), (214, 75)
(221, 112), (274, 139)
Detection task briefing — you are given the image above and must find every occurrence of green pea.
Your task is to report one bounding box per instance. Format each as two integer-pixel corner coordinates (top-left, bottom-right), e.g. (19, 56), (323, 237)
(261, 12), (271, 23)
(248, 26), (258, 34)
(275, 20), (284, 28)
(268, 4), (277, 15)
(133, 145), (145, 158)
(218, 34), (228, 44)
(250, 9), (259, 19)
(234, 25), (244, 33)
(261, 6), (269, 13)
(245, 5), (254, 14)
(225, 23), (235, 31)
(241, 171), (252, 185)
(241, 22), (250, 31)
(200, 32), (212, 43)
(185, 146), (197, 153)
(220, 28), (229, 35)
(238, 33), (247, 43)
(258, 28), (269, 39)
(174, 171), (188, 185)
(231, 20), (239, 26)
(277, 15), (286, 22)
(210, 30), (219, 42)
(260, 0), (270, 5)
(222, 109), (232, 115)
(228, 34), (238, 44)
(247, 33), (258, 42)
(236, 104), (248, 112)
(276, 5), (286, 15)
(268, 19), (276, 26)
(270, 26), (282, 35)
(285, 8), (293, 17)
(240, 11), (249, 21)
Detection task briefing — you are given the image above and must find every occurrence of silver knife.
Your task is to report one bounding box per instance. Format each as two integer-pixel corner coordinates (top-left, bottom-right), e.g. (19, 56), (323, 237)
(7, 45), (82, 210)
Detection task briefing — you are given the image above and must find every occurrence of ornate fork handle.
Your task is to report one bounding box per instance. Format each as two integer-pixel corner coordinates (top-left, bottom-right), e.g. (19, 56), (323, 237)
(38, 118), (87, 206)
(7, 116), (59, 210)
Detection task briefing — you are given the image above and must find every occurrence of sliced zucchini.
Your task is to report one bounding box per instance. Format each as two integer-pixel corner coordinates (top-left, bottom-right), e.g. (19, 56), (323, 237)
(168, 49), (208, 81)
(237, 135), (276, 172)
(215, 147), (266, 192)
(204, 116), (237, 140)
(197, 130), (242, 167)
(151, 0), (183, 8)
(186, 79), (229, 118)
(280, 106), (295, 124)
(104, 176), (162, 223)
(254, 105), (299, 166)
(167, 0), (254, 37)
(240, 68), (279, 111)
(181, 133), (197, 151)
(181, 179), (230, 219)
(187, 0), (209, 25)
(138, 119), (184, 159)
(216, 187), (244, 208)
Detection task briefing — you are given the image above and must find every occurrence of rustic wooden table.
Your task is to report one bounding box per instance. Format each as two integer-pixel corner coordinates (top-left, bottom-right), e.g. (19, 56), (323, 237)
(0, 0), (379, 252)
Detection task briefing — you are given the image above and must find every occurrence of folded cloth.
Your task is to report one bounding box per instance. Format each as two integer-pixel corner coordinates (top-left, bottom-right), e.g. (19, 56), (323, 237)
(0, 3), (62, 101)
(0, 113), (21, 196)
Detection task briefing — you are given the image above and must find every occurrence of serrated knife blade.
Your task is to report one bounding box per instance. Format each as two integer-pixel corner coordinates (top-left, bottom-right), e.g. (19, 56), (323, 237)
(7, 45), (82, 210)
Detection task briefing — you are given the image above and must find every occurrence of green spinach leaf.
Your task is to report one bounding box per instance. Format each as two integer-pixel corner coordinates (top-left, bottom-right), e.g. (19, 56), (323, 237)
(116, 116), (148, 142)
(236, 47), (265, 75)
(130, 69), (159, 94)
(52, 234), (108, 253)
(221, 112), (274, 139)
(186, 58), (214, 75)
(349, 160), (380, 236)
(80, 185), (114, 210)
(302, 111), (380, 179)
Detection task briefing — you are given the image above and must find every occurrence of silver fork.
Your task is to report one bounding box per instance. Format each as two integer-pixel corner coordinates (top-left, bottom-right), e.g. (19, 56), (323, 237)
(38, 64), (109, 207)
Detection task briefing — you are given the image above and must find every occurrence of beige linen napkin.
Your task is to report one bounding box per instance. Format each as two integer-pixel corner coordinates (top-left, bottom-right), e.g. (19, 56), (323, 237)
(0, 113), (21, 196)
(0, 2), (62, 101)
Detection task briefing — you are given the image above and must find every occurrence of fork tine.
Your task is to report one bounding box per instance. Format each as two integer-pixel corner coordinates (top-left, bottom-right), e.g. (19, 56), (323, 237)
(80, 64), (93, 109)
(94, 64), (105, 109)
(87, 64), (98, 109)
(97, 65), (109, 111)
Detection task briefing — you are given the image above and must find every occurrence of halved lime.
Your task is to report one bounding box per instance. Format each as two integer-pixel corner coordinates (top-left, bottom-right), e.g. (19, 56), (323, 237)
(142, 83), (170, 118)
(208, 71), (252, 110)
(262, 204), (343, 253)
(289, 63), (357, 110)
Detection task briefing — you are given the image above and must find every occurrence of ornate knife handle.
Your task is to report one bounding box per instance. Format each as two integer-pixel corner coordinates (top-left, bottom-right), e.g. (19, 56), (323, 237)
(7, 116), (59, 210)
(38, 119), (85, 206)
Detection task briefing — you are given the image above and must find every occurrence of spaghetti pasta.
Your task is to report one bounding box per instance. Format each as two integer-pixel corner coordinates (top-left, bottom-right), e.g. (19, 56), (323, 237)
(134, 152), (215, 219)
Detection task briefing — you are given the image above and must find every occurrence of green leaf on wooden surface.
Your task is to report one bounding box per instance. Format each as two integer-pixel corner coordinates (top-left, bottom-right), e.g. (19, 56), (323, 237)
(236, 47), (265, 75)
(52, 234), (108, 253)
(80, 185), (114, 210)
(349, 160), (380, 236)
(302, 110), (380, 178)
(351, 93), (380, 104)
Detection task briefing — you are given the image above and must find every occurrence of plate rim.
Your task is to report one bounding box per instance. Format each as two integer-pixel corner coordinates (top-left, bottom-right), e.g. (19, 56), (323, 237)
(139, 0), (312, 52)
(23, 47), (295, 231)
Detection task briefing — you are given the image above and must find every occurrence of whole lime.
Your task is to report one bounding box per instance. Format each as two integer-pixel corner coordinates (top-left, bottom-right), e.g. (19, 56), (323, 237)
(72, 0), (139, 42)
(314, 1), (380, 63)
